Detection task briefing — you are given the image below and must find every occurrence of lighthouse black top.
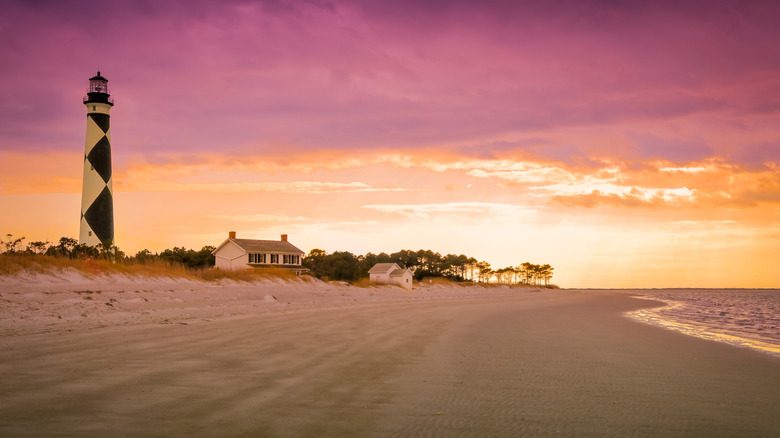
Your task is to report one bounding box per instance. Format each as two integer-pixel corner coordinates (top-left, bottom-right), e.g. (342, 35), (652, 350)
(84, 71), (114, 106)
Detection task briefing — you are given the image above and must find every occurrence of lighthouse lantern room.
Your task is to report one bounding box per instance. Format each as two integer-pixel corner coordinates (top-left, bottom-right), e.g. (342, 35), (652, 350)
(84, 72), (113, 104)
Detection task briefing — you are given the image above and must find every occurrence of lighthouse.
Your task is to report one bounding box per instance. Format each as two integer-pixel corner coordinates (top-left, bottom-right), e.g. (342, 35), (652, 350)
(79, 71), (115, 247)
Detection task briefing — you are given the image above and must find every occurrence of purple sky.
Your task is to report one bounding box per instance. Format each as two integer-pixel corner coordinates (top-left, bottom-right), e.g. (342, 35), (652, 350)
(3, 0), (779, 165)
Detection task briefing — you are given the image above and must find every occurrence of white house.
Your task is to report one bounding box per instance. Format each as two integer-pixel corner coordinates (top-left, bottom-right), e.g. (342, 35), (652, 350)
(212, 232), (308, 275)
(368, 263), (413, 289)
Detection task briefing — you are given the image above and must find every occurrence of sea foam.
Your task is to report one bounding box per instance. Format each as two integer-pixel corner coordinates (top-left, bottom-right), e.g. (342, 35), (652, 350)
(628, 289), (780, 358)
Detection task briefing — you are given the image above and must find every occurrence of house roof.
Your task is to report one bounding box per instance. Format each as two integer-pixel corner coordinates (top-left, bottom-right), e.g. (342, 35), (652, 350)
(213, 238), (304, 255)
(368, 263), (400, 274)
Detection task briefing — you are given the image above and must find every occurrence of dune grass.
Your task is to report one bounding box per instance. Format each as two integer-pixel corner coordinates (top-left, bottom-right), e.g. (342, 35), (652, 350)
(350, 277), (515, 289)
(419, 276), (559, 289)
(419, 277), (473, 287)
(350, 277), (383, 288)
(0, 254), (299, 283)
(418, 277), (502, 288)
(0, 254), (130, 276)
(197, 266), (299, 282)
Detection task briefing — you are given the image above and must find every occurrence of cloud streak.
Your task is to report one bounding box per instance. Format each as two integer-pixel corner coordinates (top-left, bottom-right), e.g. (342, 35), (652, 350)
(123, 180), (403, 194)
(362, 202), (537, 219)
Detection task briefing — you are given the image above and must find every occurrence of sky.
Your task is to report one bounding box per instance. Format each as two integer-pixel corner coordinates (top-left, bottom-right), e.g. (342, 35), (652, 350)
(1, 0), (779, 288)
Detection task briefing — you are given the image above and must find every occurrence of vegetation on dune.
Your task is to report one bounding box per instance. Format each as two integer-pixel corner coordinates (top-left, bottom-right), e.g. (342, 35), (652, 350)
(2, 233), (555, 287)
(196, 266), (298, 282)
(0, 252), (299, 283)
(1, 233), (233, 281)
(303, 248), (555, 287)
(0, 252), (190, 278)
(1, 234), (214, 268)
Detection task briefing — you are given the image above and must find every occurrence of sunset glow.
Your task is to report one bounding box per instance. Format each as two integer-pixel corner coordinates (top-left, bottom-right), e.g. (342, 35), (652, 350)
(1, 0), (778, 288)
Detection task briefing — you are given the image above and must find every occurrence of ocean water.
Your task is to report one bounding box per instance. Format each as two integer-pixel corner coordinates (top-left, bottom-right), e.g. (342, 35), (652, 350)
(627, 289), (780, 358)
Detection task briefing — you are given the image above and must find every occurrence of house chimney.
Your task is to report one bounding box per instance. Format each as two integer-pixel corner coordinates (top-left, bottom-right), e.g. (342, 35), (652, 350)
(281, 234), (288, 242)
(229, 231), (236, 239)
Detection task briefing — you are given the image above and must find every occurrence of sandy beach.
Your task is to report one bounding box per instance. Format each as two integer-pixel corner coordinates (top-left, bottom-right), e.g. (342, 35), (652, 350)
(1, 272), (778, 437)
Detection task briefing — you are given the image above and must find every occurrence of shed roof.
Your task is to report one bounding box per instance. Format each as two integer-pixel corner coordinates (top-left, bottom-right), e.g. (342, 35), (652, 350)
(389, 268), (410, 277)
(368, 263), (400, 274)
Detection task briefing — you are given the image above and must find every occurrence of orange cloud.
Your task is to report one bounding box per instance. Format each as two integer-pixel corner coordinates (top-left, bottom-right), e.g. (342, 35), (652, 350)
(361, 202), (537, 219)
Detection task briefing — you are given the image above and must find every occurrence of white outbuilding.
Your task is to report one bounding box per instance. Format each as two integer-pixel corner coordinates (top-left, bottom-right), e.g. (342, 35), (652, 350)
(368, 263), (413, 289)
(212, 232), (308, 275)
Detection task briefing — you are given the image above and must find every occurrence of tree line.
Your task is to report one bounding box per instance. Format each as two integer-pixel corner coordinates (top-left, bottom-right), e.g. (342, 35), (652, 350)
(2, 234), (555, 286)
(303, 248), (554, 286)
(1, 234), (215, 270)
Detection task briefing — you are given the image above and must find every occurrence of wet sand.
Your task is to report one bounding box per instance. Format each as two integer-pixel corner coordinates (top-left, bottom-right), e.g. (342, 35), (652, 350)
(0, 288), (778, 437)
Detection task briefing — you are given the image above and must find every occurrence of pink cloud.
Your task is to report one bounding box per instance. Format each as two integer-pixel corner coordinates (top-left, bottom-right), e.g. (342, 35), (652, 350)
(2, 0), (780, 165)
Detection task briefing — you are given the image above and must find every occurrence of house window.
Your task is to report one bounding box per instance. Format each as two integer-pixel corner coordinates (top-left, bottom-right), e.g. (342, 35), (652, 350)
(270, 254), (278, 264)
(286, 255), (299, 264)
(249, 253), (267, 264)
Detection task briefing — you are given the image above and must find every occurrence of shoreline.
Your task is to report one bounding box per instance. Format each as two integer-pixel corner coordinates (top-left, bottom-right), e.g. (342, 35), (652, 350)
(628, 295), (780, 359)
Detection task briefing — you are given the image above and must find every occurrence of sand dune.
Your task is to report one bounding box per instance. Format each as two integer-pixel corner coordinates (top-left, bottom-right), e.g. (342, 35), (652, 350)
(0, 270), (517, 336)
(1, 273), (778, 436)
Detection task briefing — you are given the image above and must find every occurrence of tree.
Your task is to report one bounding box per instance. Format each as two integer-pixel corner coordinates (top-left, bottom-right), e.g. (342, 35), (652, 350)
(326, 251), (361, 281)
(521, 262), (534, 285)
(1, 234), (25, 254)
(27, 240), (49, 255)
(494, 267), (513, 285)
(540, 264), (554, 286)
(390, 250), (418, 272)
(477, 261), (493, 283)
(507, 266), (522, 285)
(410, 249), (444, 280)
(133, 249), (157, 264)
(157, 246), (214, 269)
(51, 237), (78, 258)
(96, 242), (126, 262)
(303, 249), (361, 281)
(463, 260), (480, 282)
(72, 243), (100, 259)
(308, 248), (326, 258)
(357, 252), (392, 278)
(160, 247), (188, 265)
(442, 253), (470, 281)
(302, 248), (328, 277)
(191, 246), (216, 269)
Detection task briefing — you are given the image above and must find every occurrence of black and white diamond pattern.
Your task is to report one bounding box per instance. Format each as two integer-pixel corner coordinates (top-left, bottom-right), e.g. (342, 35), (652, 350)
(79, 110), (114, 246)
